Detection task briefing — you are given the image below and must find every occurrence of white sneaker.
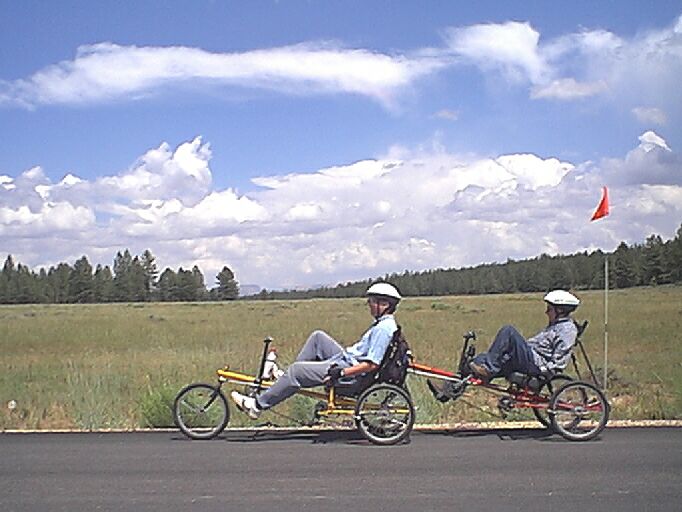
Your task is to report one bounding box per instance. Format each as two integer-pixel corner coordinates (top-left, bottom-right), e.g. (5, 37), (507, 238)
(230, 391), (261, 420)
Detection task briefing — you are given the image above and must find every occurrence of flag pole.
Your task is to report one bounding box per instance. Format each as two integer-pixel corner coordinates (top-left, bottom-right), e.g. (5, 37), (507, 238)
(590, 185), (610, 391)
(603, 255), (608, 391)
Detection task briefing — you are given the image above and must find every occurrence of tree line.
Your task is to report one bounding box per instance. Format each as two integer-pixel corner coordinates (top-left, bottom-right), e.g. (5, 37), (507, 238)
(254, 223), (682, 300)
(0, 249), (239, 304)
(2, 224), (680, 304)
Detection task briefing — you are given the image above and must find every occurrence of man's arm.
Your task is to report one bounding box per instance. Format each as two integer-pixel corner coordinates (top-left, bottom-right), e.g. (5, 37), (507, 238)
(342, 361), (378, 377)
(325, 361), (379, 384)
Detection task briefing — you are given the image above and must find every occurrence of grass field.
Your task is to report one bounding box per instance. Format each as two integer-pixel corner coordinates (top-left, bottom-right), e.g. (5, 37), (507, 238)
(1, 286), (681, 430)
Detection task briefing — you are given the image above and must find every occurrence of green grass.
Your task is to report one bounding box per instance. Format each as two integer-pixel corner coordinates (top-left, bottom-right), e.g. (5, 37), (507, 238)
(1, 286), (681, 429)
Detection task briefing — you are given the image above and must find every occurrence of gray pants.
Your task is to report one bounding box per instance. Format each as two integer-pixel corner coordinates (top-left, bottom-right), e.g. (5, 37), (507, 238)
(255, 330), (349, 410)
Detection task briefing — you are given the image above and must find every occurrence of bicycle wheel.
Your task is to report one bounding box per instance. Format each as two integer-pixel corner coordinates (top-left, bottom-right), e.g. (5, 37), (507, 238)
(549, 381), (609, 441)
(355, 383), (415, 446)
(173, 383), (230, 440)
(532, 375), (573, 428)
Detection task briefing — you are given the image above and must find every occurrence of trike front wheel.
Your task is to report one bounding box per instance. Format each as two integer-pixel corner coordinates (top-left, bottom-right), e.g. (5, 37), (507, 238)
(173, 383), (230, 440)
(355, 383), (415, 446)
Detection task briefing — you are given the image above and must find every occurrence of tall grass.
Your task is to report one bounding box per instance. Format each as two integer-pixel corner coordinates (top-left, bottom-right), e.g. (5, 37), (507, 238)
(1, 286), (681, 429)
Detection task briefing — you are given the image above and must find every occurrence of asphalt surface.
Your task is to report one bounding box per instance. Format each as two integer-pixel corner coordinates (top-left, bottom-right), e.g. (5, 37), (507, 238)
(2, 428), (681, 512)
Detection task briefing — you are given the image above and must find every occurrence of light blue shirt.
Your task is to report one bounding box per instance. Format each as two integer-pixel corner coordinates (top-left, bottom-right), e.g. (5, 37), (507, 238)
(340, 314), (397, 366)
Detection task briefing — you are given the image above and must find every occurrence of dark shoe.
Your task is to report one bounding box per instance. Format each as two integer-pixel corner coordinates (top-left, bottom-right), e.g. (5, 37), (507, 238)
(469, 361), (491, 379)
(427, 379), (450, 403)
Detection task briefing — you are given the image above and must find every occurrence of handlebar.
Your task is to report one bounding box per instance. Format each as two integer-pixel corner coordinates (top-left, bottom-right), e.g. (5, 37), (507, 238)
(463, 331), (476, 342)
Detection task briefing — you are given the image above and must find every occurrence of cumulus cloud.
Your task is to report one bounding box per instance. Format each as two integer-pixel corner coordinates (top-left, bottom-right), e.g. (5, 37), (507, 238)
(2, 132), (680, 289)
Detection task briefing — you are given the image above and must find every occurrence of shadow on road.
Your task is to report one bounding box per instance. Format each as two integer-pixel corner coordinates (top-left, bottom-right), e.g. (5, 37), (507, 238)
(170, 426), (560, 445)
(426, 427), (557, 442)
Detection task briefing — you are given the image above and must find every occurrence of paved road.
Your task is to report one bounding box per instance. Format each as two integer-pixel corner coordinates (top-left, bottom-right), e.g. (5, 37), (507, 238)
(2, 428), (681, 512)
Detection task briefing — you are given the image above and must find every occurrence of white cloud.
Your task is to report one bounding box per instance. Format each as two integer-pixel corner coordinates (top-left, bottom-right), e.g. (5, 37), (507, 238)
(531, 78), (608, 100)
(632, 106), (668, 125)
(638, 131), (671, 152)
(438, 15), (682, 107)
(432, 109), (459, 121)
(3, 132), (680, 289)
(444, 21), (548, 84)
(2, 15), (680, 113)
(0, 42), (441, 109)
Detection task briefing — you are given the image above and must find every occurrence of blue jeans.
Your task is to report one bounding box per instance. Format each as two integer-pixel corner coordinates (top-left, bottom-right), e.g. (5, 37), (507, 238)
(472, 325), (541, 377)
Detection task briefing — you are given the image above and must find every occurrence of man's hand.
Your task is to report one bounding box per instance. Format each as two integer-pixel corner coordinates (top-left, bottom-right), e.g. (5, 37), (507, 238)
(325, 365), (345, 384)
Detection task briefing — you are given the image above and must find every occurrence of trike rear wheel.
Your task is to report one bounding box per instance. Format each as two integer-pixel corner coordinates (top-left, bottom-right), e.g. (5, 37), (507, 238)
(173, 383), (230, 440)
(355, 383), (415, 445)
(549, 381), (609, 441)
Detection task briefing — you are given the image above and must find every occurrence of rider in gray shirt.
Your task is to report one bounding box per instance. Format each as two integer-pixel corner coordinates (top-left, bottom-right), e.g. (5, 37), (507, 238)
(527, 317), (578, 372)
(469, 290), (580, 378)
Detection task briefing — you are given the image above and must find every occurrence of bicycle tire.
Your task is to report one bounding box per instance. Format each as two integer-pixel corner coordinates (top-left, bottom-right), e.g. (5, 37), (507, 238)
(549, 381), (609, 441)
(355, 383), (415, 446)
(173, 383), (230, 440)
(532, 375), (573, 428)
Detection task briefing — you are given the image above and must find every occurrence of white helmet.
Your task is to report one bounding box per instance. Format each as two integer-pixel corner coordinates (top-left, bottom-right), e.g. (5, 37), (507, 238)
(366, 282), (402, 301)
(544, 290), (580, 307)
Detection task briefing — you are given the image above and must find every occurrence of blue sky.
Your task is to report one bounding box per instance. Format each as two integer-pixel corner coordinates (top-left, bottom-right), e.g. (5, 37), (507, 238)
(1, 1), (681, 291)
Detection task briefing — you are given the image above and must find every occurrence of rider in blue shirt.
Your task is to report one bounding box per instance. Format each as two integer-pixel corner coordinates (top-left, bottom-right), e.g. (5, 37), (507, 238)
(231, 283), (402, 419)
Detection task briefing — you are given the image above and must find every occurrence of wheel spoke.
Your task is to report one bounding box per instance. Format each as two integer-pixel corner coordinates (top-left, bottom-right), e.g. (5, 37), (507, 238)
(355, 384), (414, 445)
(173, 384), (229, 440)
(549, 381), (608, 441)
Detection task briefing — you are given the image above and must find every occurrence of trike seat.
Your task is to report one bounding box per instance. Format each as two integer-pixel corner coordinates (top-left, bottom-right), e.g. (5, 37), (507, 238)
(332, 325), (410, 398)
(506, 370), (560, 393)
(333, 372), (378, 398)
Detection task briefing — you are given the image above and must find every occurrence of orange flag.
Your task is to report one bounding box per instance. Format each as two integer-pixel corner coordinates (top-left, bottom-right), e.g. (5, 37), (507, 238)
(591, 186), (610, 221)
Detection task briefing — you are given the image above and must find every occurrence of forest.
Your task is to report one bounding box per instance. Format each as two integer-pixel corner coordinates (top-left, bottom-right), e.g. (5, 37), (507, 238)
(254, 223), (682, 300)
(1, 223), (681, 304)
(0, 249), (238, 304)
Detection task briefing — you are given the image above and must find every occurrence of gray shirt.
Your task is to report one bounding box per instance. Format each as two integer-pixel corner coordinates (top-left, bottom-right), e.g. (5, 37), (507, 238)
(527, 318), (578, 372)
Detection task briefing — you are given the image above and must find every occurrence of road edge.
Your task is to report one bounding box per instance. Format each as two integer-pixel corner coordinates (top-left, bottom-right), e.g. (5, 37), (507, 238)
(2, 419), (682, 434)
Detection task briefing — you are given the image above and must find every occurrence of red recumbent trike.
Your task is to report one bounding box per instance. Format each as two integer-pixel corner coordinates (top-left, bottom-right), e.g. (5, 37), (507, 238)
(413, 321), (609, 441)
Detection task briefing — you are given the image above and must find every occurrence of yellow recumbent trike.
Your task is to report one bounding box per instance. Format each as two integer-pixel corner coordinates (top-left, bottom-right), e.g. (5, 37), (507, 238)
(173, 336), (415, 445)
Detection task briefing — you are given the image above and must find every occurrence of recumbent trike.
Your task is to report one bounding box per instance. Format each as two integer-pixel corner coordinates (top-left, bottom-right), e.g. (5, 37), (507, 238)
(173, 321), (609, 445)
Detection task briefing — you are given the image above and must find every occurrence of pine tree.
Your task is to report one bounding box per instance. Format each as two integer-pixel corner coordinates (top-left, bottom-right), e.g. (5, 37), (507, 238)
(158, 268), (177, 301)
(113, 250), (134, 301)
(93, 265), (114, 302)
(0, 255), (16, 303)
(191, 265), (207, 301)
(48, 263), (72, 303)
(668, 224), (682, 283)
(612, 242), (637, 288)
(216, 266), (239, 300)
(140, 249), (159, 300)
(642, 235), (667, 285)
(68, 256), (94, 303)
